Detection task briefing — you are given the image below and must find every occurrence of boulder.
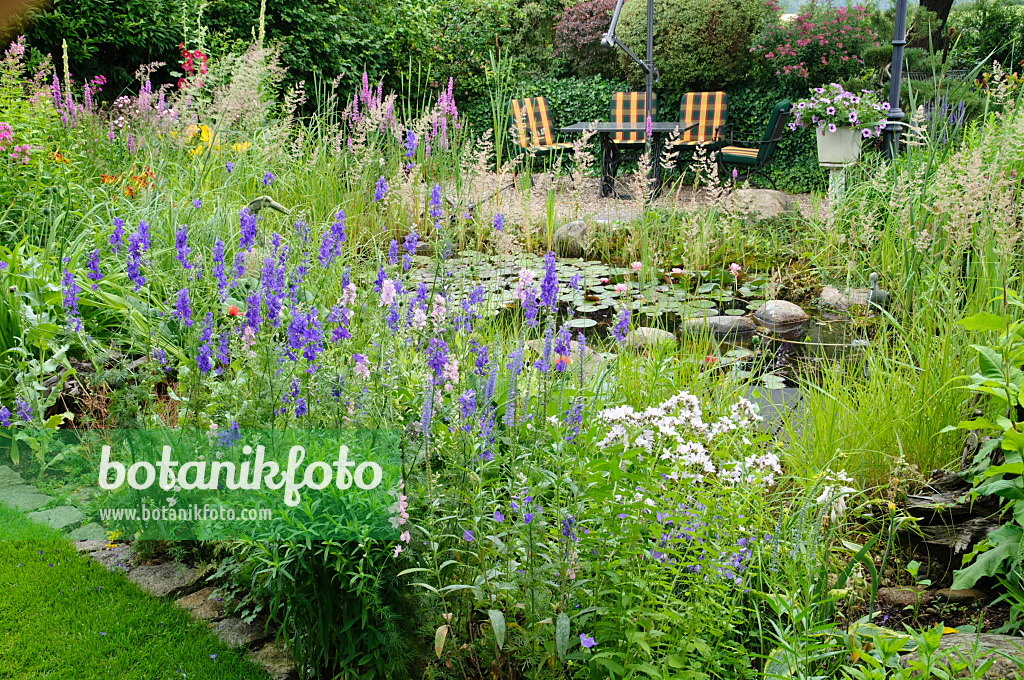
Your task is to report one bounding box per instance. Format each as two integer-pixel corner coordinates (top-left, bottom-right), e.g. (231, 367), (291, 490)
(624, 327), (676, 351)
(176, 587), (231, 621)
(820, 285), (870, 312)
(877, 586), (933, 608)
(0, 484), (51, 512)
(129, 561), (203, 598)
(900, 633), (1024, 678)
(210, 618), (270, 649)
(682, 315), (757, 339)
(553, 220), (588, 258)
(26, 505), (85, 531)
(933, 588), (987, 605)
(249, 642), (300, 680)
(723, 189), (796, 223)
(753, 300), (809, 334)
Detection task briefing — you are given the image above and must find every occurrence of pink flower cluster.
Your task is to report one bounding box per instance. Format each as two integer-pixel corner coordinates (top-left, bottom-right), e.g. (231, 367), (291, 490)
(9, 143), (30, 164)
(751, 1), (879, 82)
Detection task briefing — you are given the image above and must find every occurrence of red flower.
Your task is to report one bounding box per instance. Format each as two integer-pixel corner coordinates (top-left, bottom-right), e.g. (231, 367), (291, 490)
(227, 305), (240, 316)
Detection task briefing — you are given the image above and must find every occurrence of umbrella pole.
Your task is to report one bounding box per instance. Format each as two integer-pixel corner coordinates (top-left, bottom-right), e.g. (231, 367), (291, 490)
(645, 0), (654, 193)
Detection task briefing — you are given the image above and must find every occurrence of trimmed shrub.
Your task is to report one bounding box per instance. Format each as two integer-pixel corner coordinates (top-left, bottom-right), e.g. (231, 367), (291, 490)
(615, 0), (768, 94)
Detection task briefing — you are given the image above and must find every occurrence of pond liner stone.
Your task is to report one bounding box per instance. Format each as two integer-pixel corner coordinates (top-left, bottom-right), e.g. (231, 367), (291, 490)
(682, 315), (757, 339)
(752, 300), (810, 335)
(624, 327), (677, 350)
(553, 220), (589, 258)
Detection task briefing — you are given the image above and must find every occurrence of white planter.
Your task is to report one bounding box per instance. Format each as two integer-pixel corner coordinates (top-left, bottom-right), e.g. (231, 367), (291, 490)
(816, 126), (863, 167)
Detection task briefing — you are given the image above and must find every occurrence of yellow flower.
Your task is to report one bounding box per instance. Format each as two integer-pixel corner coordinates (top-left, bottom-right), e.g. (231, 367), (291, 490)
(232, 141), (251, 153)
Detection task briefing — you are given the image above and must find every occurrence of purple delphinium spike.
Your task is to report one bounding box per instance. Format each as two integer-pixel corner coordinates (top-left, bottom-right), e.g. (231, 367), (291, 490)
(61, 264), (83, 332)
(540, 252), (558, 309)
(238, 207), (257, 252)
(374, 176), (387, 202)
(212, 239), (228, 298)
(16, 397), (32, 422)
(109, 218), (124, 254)
(174, 225), (192, 270)
(86, 249), (102, 290)
(174, 289), (193, 328)
(612, 308), (630, 342)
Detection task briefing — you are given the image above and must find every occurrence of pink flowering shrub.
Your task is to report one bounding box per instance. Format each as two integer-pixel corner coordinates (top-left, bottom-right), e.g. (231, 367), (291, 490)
(750, 0), (881, 85)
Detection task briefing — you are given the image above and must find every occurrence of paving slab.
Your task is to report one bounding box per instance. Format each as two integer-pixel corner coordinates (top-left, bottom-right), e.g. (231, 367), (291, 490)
(0, 485), (51, 512)
(69, 522), (108, 541)
(0, 465), (24, 489)
(26, 505), (85, 531)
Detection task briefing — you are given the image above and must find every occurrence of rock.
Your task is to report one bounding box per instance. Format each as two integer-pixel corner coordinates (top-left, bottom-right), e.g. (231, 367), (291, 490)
(900, 633), (1024, 678)
(26, 505), (86, 531)
(723, 189), (796, 223)
(210, 617), (270, 649)
(682, 315), (757, 339)
(877, 586), (932, 608)
(69, 523), (108, 541)
(0, 465), (24, 489)
(934, 588), (987, 605)
(820, 285), (871, 312)
(128, 561), (203, 598)
(249, 642), (299, 680)
(553, 220), (588, 258)
(624, 327), (676, 350)
(88, 545), (135, 573)
(753, 300), (810, 334)
(74, 539), (109, 553)
(0, 485), (51, 512)
(176, 587), (231, 621)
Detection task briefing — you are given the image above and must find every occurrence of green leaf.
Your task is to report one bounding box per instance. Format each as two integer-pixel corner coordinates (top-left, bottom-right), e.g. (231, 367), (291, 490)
(555, 612), (570, 661)
(42, 412), (72, 430)
(959, 311), (1006, 333)
(488, 609), (506, 650)
(974, 345), (1007, 382)
(952, 525), (1024, 590)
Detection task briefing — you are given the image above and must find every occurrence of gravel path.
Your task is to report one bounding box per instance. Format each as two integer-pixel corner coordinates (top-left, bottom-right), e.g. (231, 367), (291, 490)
(462, 172), (827, 225)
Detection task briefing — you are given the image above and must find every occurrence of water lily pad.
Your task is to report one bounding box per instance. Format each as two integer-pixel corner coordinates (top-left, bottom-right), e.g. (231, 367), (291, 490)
(761, 374), (786, 390)
(724, 309), (747, 316)
(567, 318), (597, 328)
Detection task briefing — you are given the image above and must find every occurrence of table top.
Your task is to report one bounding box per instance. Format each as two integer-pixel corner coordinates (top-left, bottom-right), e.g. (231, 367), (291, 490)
(559, 121), (698, 134)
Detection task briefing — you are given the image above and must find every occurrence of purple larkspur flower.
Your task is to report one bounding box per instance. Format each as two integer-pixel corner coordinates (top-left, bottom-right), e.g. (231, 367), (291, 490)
(192, 198), (201, 209)
(428, 184), (442, 226)
(612, 308), (630, 342)
(196, 344), (213, 373)
(426, 337), (449, 384)
(174, 225), (192, 270)
(200, 312), (214, 343)
(225, 161), (234, 173)
(374, 176), (387, 202)
(15, 397), (31, 422)
(262, 171), (274, 186)
(458, 389), (476, 427)
(244, 294), (261, 334)
(0, 406), (10, 427)
(212, 239), (228, 297)
(404, 129), (417, 158)
(239, 207), (257, 252)
(86, 249), (102, 290)
(387, 239), (398, 266)
(540, 251), (558, 308)
(62, 265), (83, 332)
(174, 288), (193, 327)
(109, 218), (124, 254)
(493, 212), (503, 231)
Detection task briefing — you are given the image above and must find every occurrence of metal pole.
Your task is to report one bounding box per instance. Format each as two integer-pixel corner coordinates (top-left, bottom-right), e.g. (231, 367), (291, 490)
(883, 0), (908, 160)
(645, 0), (653, 132)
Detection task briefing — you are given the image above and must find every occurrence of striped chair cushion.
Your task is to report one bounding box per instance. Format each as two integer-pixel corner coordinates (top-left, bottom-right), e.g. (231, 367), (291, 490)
(509, 97), (559, 150)
(610, 92), (657, 144)
(720, 145), (760, 163)
(674, 91), (728, 145)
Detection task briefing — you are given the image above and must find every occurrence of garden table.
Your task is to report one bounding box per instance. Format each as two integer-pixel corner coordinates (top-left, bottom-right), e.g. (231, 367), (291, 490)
(559, 121), (698, 198)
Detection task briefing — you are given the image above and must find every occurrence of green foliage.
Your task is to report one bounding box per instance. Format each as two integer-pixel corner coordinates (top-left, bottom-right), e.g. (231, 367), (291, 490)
(15, 0), (182, 94)
(948, 0), (1024, 70)
(616, 0), (769, 94)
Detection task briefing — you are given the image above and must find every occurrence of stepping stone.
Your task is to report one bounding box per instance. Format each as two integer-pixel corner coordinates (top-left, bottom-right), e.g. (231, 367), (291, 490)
(87, 545), (134, 573)
(128, 561), (203, 598)
(175, 587), (230, 622)
(69, 522), (108, 541)
(624, 327), (676, 351)
(74, 539), (109, 553)
(0, 484), (51, 512)
(249, 642), (299, 680)
(900, 633), (1024, 678)
(0, 465), (24, 489)
(26, 505), (85, 531)
(210, 617), (270, 649)
(877, 586), (932, 608)
(933, 587), (987, 605)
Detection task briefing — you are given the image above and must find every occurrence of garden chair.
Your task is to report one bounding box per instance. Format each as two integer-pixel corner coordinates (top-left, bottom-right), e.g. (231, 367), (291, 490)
(507, 97), (574, 159)
(671, 91), (729, 152)
(507, 96), (574, 188)
(716, 99), (791, 190)
(600, 91), (658, 196)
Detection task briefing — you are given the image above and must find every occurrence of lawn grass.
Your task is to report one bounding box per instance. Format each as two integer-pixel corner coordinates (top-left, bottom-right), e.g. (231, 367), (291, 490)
(0, 504), (266, 680)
